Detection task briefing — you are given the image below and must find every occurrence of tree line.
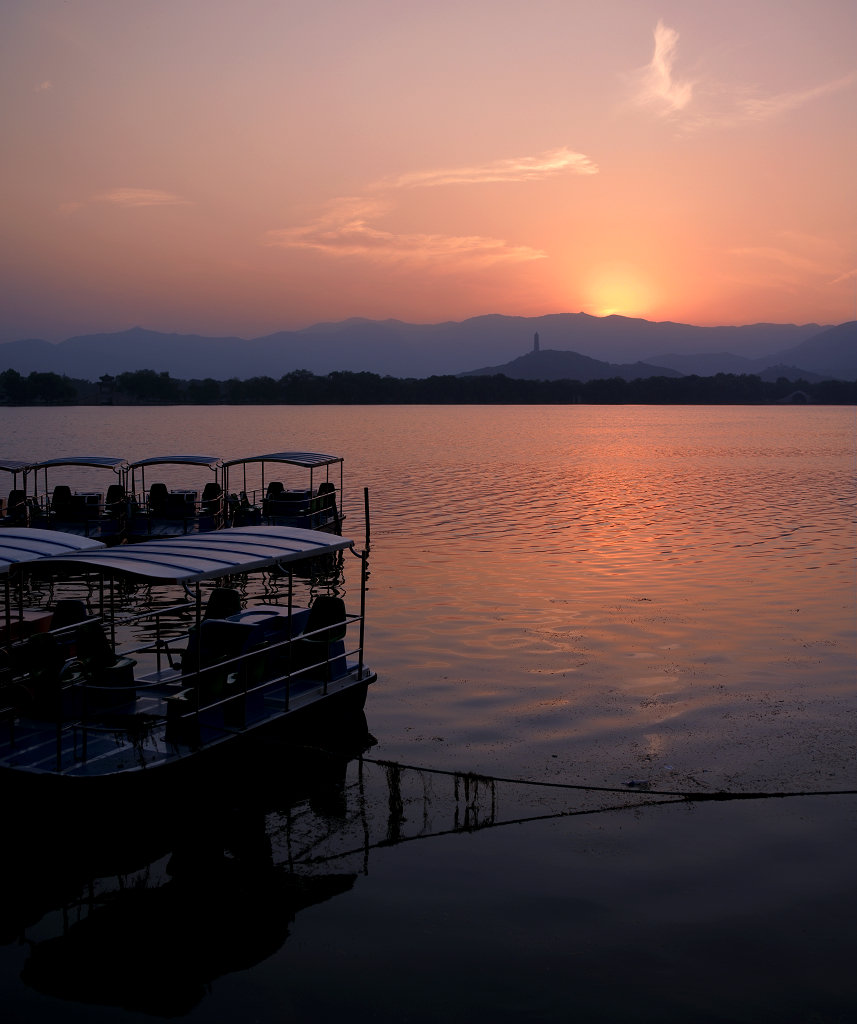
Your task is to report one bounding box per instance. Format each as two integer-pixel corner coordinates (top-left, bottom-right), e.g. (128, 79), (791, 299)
(1, 366), (854, 406)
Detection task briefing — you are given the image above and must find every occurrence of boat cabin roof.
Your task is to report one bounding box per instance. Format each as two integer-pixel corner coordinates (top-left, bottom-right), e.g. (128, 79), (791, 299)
(0, 528), (106, 575)
(32, 456), (128, 472)
(222, 451), (343, 470)
(128, 455), (222, 470)
(0, 459), (35, 474)
(29, 525), (353, 583)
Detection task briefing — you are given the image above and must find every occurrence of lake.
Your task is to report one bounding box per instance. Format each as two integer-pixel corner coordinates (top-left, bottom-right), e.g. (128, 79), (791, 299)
(1, 404), (855, 1022)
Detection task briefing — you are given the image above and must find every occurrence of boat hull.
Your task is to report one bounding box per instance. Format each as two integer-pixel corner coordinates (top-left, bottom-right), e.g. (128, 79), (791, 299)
(0, 670), (375, 807)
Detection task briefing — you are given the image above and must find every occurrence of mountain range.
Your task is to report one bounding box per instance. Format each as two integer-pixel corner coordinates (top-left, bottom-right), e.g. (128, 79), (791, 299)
(1, 314), (855, 382)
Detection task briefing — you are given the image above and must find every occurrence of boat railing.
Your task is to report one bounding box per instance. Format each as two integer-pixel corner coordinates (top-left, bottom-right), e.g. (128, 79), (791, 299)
(1, 581), (368, 772)
(224, 482), (342, 531)
(162, 612), (366, 737)
(126, 490), (226, 534)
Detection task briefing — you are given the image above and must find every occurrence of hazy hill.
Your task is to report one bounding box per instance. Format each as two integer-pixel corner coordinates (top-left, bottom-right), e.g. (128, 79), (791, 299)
(650, 321), (857, 379)
(0, 314), (852, 381)
(772, 321), (857, 379)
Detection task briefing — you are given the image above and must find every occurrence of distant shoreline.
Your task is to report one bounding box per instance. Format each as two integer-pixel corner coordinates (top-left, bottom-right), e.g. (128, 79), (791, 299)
(0, 367), (854, 406)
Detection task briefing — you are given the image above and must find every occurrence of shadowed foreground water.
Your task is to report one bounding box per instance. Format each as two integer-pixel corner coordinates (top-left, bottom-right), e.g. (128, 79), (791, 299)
(1, 404), (854, 1021)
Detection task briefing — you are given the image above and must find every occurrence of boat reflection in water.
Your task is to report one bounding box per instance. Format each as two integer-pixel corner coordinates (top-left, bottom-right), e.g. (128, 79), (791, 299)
(8, 715), (375, 1016)
(6, 722), (673, 1017)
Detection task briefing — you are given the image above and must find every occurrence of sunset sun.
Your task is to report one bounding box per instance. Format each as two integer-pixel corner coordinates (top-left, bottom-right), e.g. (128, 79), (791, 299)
(586, 267), (655, 319)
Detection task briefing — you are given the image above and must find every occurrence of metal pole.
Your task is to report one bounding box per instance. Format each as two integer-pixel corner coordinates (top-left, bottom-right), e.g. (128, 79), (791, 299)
(358, 550), (367, 680)
(363, 487), (370, 548)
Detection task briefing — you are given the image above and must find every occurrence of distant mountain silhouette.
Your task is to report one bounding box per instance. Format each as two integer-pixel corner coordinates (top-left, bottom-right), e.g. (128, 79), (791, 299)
(461, 349), (681, 382)
(649, 321), (857, 380)
(0, 314), (852, 381)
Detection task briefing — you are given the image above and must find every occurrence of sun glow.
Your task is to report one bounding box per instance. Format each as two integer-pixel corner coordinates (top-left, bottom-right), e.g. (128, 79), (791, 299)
(586, 266), (656, 319)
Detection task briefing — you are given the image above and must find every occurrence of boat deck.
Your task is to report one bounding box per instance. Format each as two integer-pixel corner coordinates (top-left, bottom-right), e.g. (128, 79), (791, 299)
(0, 664), (371, 779)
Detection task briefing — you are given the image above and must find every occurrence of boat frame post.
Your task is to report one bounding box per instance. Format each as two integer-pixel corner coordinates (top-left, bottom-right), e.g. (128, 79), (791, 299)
(358, 548), (368, 681)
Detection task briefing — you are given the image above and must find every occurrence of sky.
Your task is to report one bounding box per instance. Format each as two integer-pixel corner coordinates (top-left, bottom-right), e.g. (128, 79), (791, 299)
(1, 0), (855, 344)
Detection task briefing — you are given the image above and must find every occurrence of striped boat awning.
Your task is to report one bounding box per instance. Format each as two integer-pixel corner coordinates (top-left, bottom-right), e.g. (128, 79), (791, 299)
(29, 525), (353, 583)
(0, 528), (106, 575)
(222, 452), (343, 469)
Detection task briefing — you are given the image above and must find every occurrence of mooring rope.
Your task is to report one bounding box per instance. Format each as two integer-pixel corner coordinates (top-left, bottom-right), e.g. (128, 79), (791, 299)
(361, 756), (857, 803)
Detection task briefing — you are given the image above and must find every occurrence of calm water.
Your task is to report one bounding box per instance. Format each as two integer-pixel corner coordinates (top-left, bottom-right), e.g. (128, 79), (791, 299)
(1, 405), (855, 1022)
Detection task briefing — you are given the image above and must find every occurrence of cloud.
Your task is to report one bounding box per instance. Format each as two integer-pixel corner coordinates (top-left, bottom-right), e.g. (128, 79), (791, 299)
(734, 73), (857, 123)
(34, 80), (53, 93)
(266, 143), (597, 269)
(729, 234), (855, 288)
(265, 197), (546, 266)
(635, 21), (693, 115)
(379, 147), (598, 189)
(95, 187), (190, 207)
(830, 268), (857, 286)
(633, 22), (856, 132)
(728, 246), (822, 275)
(59, 187), (191, 216)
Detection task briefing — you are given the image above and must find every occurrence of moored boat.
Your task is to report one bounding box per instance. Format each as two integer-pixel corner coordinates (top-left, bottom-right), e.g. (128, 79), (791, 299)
(27, 456), (129, 542)
(222, 451), (344, 533)
(126, 455), (224, 538)
(0, 525), (376, 793)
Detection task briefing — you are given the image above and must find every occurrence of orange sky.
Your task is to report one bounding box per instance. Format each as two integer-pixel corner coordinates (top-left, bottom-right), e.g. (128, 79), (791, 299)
(1, 0), (855, 343)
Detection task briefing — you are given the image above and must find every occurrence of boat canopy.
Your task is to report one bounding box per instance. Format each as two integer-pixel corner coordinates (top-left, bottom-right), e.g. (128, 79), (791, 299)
(29, 525), (353, 583)
(222, 452), (342, 470)
(0, 528), (106, 575)
(32, 456), (128, 473)
(128, 455), (222, 470)
(0, 459), (35, 474)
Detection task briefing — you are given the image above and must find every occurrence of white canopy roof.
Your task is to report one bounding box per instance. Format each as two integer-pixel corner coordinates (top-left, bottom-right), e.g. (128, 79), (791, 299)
(30, 525), (353, 583)
(0, 528), (106, 575)
(128, 455), (222, 469)
(222, 451), (342, 469)
(32, 456), (128, 472)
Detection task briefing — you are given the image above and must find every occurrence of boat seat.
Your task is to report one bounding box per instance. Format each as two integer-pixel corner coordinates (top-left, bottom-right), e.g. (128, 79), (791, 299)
(171, 587), (241, 668)
(293, 596), (348, 679)
(148, 482), (169, 516)
(103, 483), (126, 517)
(51, 598), (90, 629)
(74, 621), (136, 701)
(200, 481), (222, 514)
(313, 481), (338, 520)
(262, 481), (284, 517)
(23, 632), (80, 719)
(6, 490), (28, 523)
(204, 587), (242, 619)
(51, 485), (74, 520)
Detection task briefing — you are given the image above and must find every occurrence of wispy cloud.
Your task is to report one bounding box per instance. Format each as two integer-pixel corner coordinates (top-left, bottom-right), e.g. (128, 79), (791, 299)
(95, 187), (190, 207)
(379, 147), (598, 189)
(734, 73), (857, 123)
(265, 197), (546, 266)
(830, 268), (857, 286)
(729, 233), (856, 289)
(34, 80), (53, 93)
(634, 21), (856, 131)
(59, 187), (191, 216)
(635, 21), (693, 115)
(728, 246), (822, 275)
(267, 143), (595, 269)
